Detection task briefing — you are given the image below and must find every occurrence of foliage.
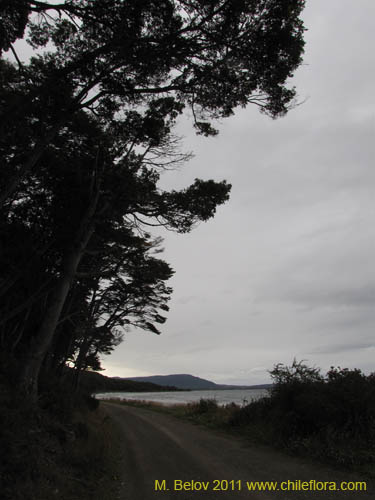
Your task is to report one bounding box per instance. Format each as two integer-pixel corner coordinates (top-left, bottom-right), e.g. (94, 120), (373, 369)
(0, 4), (307, 497)
(1, 0), (306, 206)
(0, 378), (115, 500)
(113, 397), (239, 430)
(0, 1), (306, 398)
(270, 358), (323, 385)
(188, 398), (219, 414)
(229, 361), (375, 467)
(0, 92), (230, 393)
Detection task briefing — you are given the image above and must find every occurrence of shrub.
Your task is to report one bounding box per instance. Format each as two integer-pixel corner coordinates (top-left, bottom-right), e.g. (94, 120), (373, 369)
(229, 360), (375, 466)
(188, 398), (219, 415)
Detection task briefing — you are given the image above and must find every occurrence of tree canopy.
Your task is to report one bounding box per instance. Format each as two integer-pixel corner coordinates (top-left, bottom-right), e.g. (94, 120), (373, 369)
(0, 0), (306, 398)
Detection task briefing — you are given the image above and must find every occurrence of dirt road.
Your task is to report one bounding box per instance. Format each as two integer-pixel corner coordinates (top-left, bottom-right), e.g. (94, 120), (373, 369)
(104, 403), (373, 500)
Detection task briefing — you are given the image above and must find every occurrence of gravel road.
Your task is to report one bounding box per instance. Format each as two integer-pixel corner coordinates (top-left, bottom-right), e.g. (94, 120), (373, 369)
(103, 403), (373, 500)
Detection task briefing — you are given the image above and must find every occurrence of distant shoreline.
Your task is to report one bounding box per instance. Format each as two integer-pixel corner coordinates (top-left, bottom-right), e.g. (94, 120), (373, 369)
(95, 387), (269, 407)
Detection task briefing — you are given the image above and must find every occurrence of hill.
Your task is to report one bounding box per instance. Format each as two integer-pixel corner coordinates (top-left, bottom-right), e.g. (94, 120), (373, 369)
(77, 370), (179, 393)
(123, 374), (271, 391)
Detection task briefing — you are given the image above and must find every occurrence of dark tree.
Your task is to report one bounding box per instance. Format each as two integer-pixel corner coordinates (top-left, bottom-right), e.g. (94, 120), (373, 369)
(0, 0), (306, 398)
(1, 0), (305, 203)
(1, 101), (230, 396)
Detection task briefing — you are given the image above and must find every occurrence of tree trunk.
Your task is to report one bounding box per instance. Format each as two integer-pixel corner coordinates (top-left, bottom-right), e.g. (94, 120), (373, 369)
(19, 223), (95, 399)
(18, 153), (103, 399)
(73, 334), (91, 391)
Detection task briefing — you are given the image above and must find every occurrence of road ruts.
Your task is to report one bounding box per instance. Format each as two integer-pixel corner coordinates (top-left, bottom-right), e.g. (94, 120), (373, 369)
(103, 403), (373, 500)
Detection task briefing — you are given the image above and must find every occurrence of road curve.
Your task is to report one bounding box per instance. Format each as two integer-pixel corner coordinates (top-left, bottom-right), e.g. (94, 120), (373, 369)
(103, 403), (373, 500)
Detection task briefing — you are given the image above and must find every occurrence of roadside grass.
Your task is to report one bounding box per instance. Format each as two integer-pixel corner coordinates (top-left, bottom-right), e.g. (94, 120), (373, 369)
(102, 397), (241, 431)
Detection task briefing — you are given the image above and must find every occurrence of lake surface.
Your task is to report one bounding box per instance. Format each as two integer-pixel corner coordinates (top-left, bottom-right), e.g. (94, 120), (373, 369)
(95, 388), (269, 406)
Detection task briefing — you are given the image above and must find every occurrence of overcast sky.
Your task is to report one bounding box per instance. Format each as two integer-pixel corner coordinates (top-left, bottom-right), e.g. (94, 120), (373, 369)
(102, 0), (375, 384)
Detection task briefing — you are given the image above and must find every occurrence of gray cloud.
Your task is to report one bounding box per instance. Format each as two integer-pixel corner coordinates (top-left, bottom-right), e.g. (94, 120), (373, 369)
(308, 343), (374, 355)
(103, 0), (375, 384)
(257, 283), (375, 310)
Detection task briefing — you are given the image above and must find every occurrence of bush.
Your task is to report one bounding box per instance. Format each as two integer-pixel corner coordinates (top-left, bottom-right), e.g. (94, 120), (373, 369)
(228, 360), (375, 467)
(0, 374), (107, 500)
(229, 397), (271, 426)
(188, 398), (219, 415)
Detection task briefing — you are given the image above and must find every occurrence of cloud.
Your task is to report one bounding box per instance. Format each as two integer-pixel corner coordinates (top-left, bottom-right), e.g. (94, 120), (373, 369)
(308, 342), (375, 355)
(103, 1), (375, 384)
(262, 284), (375, 310)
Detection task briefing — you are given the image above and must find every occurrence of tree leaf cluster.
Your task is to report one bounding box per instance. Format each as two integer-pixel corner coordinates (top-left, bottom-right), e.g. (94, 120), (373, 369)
(0, 0), (306, 398)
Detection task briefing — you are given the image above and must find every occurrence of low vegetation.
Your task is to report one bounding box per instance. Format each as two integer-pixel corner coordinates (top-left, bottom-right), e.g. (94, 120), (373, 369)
(230, 361), (375, 471)
(0, 377), (121, 500)
(111, 397), (233, 430)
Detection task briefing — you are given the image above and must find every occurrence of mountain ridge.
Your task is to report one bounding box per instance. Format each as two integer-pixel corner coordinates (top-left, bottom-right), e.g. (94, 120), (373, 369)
(120, 373), (271, 391)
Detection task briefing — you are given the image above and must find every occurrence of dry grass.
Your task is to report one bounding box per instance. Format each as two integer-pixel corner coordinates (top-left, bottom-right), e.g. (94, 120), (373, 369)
(105, 397), (239, 429)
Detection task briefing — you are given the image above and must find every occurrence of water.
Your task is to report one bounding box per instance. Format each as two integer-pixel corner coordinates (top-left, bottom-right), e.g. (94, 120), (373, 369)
(95, 388), (269, 406)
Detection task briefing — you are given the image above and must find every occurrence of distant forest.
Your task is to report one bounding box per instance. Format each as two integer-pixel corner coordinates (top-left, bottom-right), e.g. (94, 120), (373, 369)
(0, 1), (306, 400)
(77, 369), (180, 394)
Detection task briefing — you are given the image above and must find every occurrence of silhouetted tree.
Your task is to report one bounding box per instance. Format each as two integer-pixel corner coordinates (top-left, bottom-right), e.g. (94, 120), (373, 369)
(0, 0), (306, 399)
(1, 102), (230, 396)
(1, 0), (305, 204)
